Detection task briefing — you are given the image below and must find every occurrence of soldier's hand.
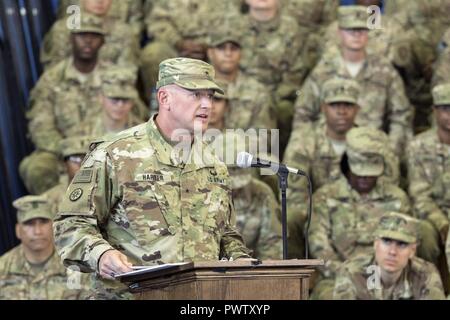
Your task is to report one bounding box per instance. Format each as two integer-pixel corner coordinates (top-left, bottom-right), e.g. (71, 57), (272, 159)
(98, 250), (133, 280)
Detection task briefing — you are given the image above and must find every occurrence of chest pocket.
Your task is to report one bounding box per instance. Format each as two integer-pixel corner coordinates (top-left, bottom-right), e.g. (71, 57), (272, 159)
(200, 175), (230, 236)
(121, 181), (171, 247)
(0, 277), (28, 300)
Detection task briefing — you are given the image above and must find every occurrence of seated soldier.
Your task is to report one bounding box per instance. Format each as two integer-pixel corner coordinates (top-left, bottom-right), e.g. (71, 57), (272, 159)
(284, 78), (399, 258)
(308, 127), (435, 300)
(407, 83), (450, 270)
(333, 211), (445, 300)
(43, 136), (92, 212)
(0, 196), (90, 300)
(20, 13), (107, 195)
(41, 0), (140, 69)
(72, 65), (145, 140)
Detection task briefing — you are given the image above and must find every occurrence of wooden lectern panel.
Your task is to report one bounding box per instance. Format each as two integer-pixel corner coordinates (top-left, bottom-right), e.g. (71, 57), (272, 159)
(120, 260), (323, 300)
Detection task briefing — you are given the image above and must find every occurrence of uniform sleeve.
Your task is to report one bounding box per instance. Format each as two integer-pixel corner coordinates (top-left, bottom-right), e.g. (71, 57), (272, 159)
(292, 75), (322, 129)
(385, 67), (413, 154)
(333, 265), (358, 300)
(27, 79), (64, 153)
(309, 189), (342, 278)
(407, 141), (449, 235)
(254, 191), (283, 260)
(420, 264), (446, 300)
(220, 182), (252, 260)
(39, 20), (68, 70)
(53, 148), (118, 273)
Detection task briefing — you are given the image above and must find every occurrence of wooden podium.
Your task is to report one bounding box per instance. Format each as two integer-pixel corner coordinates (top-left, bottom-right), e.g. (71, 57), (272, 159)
(118, 260), (323, 300)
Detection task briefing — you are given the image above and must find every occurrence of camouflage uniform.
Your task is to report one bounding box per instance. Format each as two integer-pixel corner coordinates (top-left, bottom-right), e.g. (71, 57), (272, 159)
(407, 84), (450, 265)
(293, 6), (413, 155)
(238, 9), (308, 153)
(283, 0), (339, 73)
(309, 129), (411, 300)
(334, 212), (445, 300)
(57, 0), (144, 37)
(284, 79), (400, 258)
(229, 168), (282, 260)
(140, 0), (241, 95)
(0, 196), (90, 300)
(53, 58), (250, 299)
(40, 12), (140, 70)
(433, 28), (450, 86)
(323, 10), (412, 71)
(207, 30), (276, 132)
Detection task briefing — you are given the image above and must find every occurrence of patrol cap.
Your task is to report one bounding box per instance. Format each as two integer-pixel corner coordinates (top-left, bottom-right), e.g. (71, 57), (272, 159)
(346, 127), (385, 177)
(374, 211), (419, 244)
(102, 65), (138, 99)
(156, 58), (224, 94)
(322, 78), (361, 105)
(209, 28), (242, 48)
(59, 136), (93, 159)
(432, 83), (450, 106)
(71, 12), (106, 35)
(13, 195), (55, 223)
(338, 5), (370, 30)
(213, 79), (229, 100)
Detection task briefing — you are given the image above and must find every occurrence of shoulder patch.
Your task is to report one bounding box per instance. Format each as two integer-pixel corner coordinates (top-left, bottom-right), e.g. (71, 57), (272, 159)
(73, 169), (94, 184)
(69, 188), (83, 202)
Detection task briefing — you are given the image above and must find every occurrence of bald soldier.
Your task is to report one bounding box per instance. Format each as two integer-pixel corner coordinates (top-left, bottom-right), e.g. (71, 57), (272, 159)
(333, 212), (445, 300)
(309, 127), (412, 300)
(284, 79), (400, 258)
(42, 0), (140, 69)
(0, 196), (90, 300)
(407, 83), (450, 262)
(20, 13), (108, 195)
(53, 58), (251, 300)
(293, 5), (413, 156)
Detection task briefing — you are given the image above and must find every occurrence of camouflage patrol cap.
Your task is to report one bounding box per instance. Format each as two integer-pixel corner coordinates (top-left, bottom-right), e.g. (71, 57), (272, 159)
(213, 79), (229, 100)
(374, 211), (419, 244)
(322, 78), (361, 105)
(346, 127), (385, 177)
(13, 195), (55, 223)
(71, 12), (106, 35)
(59, 136), (93, 159)
(432, 83), (450, 106)
(102, 65), (138, 99)
(338, 5), (370, 30)
(209, 28), (242, 47)
(156, 58), (224, 94)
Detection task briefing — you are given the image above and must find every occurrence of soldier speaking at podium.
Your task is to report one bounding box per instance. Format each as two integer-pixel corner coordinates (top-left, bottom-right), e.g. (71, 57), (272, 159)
(53, 58), (251, 300)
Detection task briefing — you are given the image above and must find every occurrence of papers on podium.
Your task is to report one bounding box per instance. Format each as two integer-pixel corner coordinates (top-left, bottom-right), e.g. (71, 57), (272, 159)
(114, 262), (190, 280)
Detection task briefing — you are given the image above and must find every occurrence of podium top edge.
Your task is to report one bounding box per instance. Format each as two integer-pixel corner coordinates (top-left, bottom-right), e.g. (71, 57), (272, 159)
(193, 259), (324, 268)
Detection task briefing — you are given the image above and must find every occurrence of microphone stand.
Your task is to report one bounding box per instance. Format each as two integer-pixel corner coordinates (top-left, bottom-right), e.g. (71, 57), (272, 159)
(277, 166), (290, 260)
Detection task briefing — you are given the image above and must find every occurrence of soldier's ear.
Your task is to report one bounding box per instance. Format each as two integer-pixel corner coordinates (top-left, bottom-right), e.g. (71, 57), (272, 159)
(15, 224), (22, 240)
(206, 48), (214, 62)
(409, 243), (417, 258)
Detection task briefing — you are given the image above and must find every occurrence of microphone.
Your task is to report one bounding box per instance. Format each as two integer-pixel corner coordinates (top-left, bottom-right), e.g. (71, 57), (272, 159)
(236, 151), (312, 260)
(236, 152), (306, 176)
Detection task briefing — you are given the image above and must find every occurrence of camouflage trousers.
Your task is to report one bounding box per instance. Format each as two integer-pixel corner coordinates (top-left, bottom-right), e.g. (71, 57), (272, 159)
(140, 41), (177, 101)
(19, 151), (60, 195)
